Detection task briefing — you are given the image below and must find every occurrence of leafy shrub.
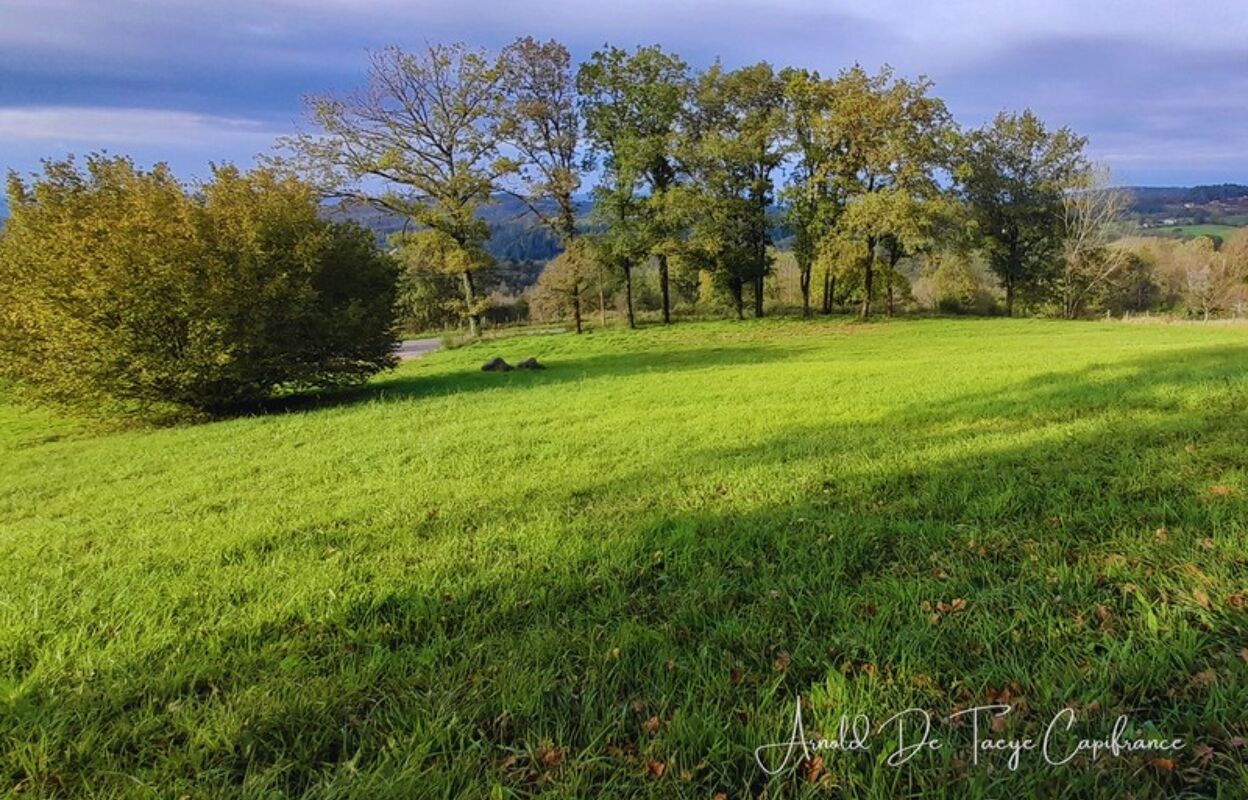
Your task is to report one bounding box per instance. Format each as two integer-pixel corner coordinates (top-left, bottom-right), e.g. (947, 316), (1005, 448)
(0, 156), (398, 418)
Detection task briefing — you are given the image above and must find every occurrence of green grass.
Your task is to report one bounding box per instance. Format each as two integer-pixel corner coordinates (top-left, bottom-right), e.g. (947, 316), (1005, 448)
(2, 318), (1247, 798)
(1140, 223), (1243, 240)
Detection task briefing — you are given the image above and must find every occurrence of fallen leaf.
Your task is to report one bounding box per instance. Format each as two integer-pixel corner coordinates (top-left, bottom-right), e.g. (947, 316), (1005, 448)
(773, 651), (792, 672)
(1191, 668), (1217, 687)
(802, 755), (825, 783)
(540, 748), (564, 767)
(607, 648), (621, 661)
(857, 602), (877, 617)
(644, 716), (660, 735)
(951, 598), (967, 613)
(1228, 736), (1247, 748)
(1151, 757), (1175, 772)
(1155, 527), (1169, 542)
(928, 613), (942, 625)
(645, 760), (666, 778)
(936, 601), (951, 614)
(713, 794), (728, 800)
(664, 659), (677, 672)
(500, 754), (519, 770)
(920, 600), (932, 613)
(729, 667), (743, 685)
(1094, 604), (1111, 622)
(1197, 538), (1215, 551)
(1240, 648), (1248, 664)
(1207, 484), (1234, 497)
(1193, 588), (1212, 610)
(990, 714), (1007, 733)
(1225, 593), (1246, 611)
(1193, 743), (1215, 765)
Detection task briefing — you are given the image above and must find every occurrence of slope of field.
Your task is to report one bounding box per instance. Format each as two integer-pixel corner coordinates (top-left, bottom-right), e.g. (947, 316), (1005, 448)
(1, 319), (1246, 797)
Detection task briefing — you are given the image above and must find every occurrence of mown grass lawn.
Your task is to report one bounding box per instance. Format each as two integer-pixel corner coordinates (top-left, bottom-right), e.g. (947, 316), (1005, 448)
(1, 318), (1246, 799)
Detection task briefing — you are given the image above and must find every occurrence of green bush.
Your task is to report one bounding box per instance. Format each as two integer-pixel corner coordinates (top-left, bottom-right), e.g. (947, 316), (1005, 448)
(0, 156), (398, 418)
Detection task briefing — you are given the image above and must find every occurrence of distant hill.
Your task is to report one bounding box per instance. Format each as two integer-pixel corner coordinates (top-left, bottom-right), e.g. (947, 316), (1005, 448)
(1125, 184), (1248, 209)
(1124, 184), (1248, 233)
(325, 194), (592, 264)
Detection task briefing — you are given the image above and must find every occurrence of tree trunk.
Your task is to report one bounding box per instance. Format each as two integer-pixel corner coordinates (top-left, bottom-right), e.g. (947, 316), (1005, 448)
(1004, 278), (1015, 317)
(623, 265), (636, 329)
(821, 271), (833, 315)
(732, 280), (744, 320)
(799, 259), (812, 318)
(886, 275), (895, 317)
(598, 263), (607, 327)
(859, 239), (876, 319)
(658, 253), (671, 324)
(462, 270), (480, 336)
(564, 223), (582, 334)
(753, 275), (764, 318)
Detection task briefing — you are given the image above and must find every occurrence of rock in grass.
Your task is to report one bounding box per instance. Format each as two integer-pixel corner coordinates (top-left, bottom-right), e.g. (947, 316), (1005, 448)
(481, 357), (513, 372)
(516, 358), (546, 370)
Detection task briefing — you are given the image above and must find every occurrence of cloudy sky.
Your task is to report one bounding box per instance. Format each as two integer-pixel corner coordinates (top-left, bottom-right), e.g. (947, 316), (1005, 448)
(2, 0), (1245, 186)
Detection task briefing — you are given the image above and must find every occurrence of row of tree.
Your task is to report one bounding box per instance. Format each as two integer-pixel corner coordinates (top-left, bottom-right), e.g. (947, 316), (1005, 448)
(280, 40), (1113, 333)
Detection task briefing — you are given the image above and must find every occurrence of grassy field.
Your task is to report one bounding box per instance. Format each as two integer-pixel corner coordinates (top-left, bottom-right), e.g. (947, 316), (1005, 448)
(1140, 223), (1243, 240)
(2, 318), (1247, 798)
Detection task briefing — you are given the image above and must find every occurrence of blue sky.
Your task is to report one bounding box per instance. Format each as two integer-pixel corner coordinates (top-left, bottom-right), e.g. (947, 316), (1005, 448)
(2, 0), (1246, 186)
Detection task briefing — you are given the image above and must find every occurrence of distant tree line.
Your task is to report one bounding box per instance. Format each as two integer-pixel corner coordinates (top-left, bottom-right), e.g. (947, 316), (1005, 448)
(278, 39), (1192, 332)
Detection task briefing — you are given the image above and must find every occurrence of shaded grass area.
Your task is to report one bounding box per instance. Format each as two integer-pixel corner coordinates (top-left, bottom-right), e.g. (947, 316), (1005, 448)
(1, 318), (1247, 798)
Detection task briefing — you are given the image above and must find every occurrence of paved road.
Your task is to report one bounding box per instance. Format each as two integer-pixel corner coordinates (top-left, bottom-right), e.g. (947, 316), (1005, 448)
(395, 338), (441, 361)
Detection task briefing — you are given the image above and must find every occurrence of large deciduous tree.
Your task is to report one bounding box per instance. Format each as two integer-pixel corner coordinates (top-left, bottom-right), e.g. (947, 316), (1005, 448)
(1058, 167), (1130, 318)
(498, 37), (585, 331)
(578, 45), (689, 326)
(958, 110), (1088, 316)
(781, 68), (839, 317)
(679, 61), (786, 318)
(282, 43), (511, 336)
(821, 66), (953, 318)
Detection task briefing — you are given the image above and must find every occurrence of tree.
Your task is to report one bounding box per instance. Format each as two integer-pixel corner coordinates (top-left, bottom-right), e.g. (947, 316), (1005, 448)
(959, 110), (1088, 315)
(1058, 168), (1131, 318)
(677, 62), (786, 319)
(497, 37), (585, 330)
(578, 44), (689, 325)
(530, 239), (596, 329)
(821, 66), (953, 318)
(1173, 234), (1248, 319)
(0, 156), (398, 418)
(725, 63), (787, 318)
(781, 68), (839, 317)
(282, 43), (510, 336)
